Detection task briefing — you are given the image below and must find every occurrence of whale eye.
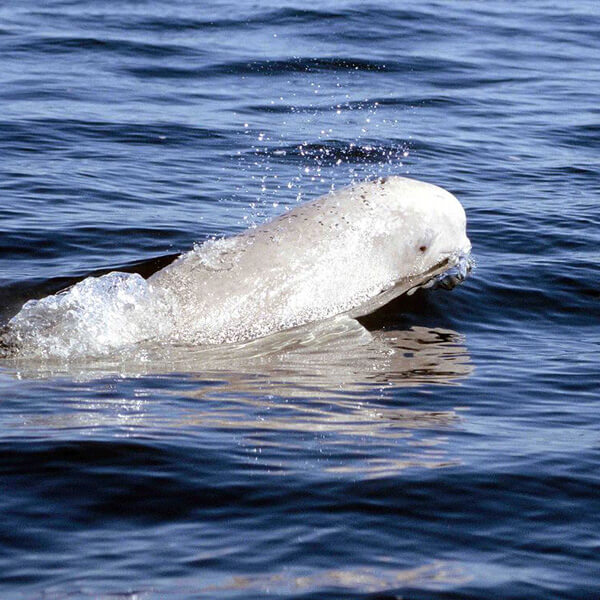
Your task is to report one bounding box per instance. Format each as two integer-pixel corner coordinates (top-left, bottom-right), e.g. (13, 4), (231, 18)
(419, 245), (427, 252)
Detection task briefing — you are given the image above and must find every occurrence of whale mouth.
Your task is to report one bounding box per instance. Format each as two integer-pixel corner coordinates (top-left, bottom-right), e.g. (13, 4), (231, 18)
(347, 251), (473, 320)
(425, 252), (473, 291)
(433, 253), (473, 290)
(406, 252), (473, 296)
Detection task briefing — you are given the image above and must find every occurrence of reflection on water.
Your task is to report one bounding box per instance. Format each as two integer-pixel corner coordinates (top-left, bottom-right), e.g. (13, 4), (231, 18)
(198, 561), (471, 597)
(4, 316), (472, 390)
(2, 321), (472, 479)
(23, 562), (471, 599)
(0, 321), (475, 597)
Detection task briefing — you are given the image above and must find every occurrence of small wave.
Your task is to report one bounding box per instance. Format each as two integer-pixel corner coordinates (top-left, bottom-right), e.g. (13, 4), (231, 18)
(256, 141), (408, 165)
(547, 123), (600, 149)
(7, 35), (202, 58)
(243, 95), (468, 115)
(123, 56), (398, 81)
(135, 8), (349, 32)
(123, 54), (476, 82)
(0, 118), (224, 150)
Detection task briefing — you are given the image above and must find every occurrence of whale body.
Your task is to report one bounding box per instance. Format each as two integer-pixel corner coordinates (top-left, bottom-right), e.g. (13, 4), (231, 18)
(1, 176), (471, 359)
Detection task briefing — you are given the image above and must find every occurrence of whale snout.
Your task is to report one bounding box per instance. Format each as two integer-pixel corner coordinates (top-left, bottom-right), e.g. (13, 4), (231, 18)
(433, 253), (473, 290)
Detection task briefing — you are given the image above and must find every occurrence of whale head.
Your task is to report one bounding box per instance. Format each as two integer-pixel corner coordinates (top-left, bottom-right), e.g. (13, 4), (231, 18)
(343, 177), (472, 317)
(374, 176), (470, 276)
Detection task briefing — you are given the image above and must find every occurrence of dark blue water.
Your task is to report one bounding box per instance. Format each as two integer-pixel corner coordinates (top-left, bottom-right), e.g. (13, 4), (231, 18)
(1, 1), (599, 597)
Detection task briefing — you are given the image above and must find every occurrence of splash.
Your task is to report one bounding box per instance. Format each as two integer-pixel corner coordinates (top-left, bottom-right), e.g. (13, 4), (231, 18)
(3, 273), (168, 358)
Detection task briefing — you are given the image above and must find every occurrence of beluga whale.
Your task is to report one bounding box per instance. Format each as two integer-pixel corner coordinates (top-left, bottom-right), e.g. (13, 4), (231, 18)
(0, 176), (472, 360)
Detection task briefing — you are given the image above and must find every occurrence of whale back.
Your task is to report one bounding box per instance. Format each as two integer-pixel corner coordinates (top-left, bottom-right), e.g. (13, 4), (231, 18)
(2, 177), (470, 358)
(148, 176), (469, 343)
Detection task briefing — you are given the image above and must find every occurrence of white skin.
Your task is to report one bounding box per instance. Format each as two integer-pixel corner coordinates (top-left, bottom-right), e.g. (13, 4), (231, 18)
(148, 176), (471, 344)
(3, 176), (470, 357)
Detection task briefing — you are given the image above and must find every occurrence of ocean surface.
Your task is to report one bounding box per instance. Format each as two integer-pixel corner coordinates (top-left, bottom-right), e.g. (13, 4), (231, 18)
(1, 1), (599, 598)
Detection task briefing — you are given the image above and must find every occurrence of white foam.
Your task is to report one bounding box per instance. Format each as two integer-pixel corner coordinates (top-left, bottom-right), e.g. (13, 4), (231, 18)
(7, 272), (171, 359)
